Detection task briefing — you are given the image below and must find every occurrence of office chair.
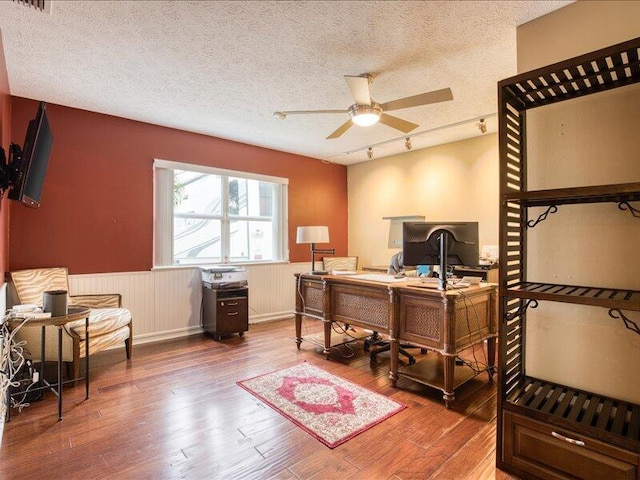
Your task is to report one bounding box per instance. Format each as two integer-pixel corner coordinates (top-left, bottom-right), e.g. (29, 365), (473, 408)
(365, 252), (427, 364)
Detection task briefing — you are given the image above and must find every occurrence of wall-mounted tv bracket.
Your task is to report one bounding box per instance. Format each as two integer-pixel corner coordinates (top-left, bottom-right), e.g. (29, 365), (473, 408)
(0, 144), (23, 199)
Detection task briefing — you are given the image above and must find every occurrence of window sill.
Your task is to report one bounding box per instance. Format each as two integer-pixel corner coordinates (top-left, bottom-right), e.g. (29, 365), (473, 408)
(151, 261), (291, 272)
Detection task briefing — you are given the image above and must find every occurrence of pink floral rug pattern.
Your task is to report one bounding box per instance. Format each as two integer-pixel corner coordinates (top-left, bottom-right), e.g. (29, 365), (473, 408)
(237, 362), (406, 448)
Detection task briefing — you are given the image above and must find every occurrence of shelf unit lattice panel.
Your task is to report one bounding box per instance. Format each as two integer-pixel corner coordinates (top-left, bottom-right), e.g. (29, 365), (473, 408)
(507, 377), (640, 451)
(502, 38), (640, 110)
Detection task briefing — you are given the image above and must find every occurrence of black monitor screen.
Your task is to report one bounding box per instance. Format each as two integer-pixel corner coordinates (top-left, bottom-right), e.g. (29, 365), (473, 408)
(9, 102), (53, 208)
(402, 222), (479, 267)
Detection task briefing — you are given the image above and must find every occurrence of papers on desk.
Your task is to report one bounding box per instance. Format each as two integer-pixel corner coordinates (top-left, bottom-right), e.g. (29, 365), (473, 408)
(351, 273), (408, 283)
(331, 270), (358, 275)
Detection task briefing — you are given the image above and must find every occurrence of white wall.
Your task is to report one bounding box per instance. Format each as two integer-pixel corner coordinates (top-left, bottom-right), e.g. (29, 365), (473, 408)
(347, 133), (498, 267)
(517, 1), (640, 404)
(69, 262), (307, 345)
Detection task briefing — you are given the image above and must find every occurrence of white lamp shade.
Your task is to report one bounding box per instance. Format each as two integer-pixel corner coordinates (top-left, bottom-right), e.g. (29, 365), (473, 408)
(296, 226), (329, 244)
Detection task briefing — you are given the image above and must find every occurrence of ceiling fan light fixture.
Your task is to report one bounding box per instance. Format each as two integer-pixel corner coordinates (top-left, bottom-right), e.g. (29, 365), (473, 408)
(349, 104), (382, 127)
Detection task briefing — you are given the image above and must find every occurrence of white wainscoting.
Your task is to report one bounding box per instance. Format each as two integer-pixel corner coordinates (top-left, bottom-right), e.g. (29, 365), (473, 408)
(69, 263), (310, 345)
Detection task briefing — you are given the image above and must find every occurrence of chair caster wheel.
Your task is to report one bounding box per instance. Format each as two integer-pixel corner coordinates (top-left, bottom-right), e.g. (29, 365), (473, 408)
(408, 357), (416, 365)
(239, 332), (244, 337)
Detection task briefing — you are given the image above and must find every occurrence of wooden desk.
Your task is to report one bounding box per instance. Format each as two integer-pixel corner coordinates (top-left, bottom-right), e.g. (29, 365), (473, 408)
(391, 282), (497, 407)
(453, 265), (499, 283)
(294, 274), (497, 407)
(361, 265), (389, 273)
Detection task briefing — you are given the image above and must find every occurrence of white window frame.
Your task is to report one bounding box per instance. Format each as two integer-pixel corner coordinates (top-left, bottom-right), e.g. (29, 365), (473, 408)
(153, 159), (289, 267)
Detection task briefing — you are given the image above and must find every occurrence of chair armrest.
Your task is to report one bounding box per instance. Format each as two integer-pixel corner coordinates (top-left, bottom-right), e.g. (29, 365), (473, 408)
(69, 294), (122, 308)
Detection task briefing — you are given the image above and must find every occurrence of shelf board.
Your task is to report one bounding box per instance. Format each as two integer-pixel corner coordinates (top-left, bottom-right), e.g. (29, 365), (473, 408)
(504, 183), (640, 207)
(397, 354), (482, 393)
(506, 282), (640, 311)
(505, 376), (640, 453)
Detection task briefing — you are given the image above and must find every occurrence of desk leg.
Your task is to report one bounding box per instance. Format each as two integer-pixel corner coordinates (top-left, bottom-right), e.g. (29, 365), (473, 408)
(295, 312), (302, 349)
(443, 354), (455, 409)
(57, 326), (63, 421)
(487, 337), (496, 381)
(389, 337), (399, 386)
(323, 320), (331, 359)
(85, 316), (90, 400)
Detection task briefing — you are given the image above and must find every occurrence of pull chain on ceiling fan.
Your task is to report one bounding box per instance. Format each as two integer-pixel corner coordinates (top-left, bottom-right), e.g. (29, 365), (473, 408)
(274, 73), (453, 139)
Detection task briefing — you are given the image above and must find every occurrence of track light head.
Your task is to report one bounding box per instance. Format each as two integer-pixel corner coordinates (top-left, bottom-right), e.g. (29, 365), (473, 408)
(367, 147), (373, 159)
(405, 137), (412, 150)
(477, 118), (487, 134)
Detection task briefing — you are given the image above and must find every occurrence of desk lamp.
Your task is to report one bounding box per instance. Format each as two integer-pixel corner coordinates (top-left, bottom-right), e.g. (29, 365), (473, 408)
(296, 226), (335, 274)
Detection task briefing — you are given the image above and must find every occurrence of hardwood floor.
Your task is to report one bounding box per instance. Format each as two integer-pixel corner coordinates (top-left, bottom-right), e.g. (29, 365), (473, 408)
(0, 319), (518, 479)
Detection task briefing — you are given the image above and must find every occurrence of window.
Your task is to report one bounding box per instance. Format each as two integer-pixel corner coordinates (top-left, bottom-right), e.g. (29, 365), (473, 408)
(154, 159), (288, 266)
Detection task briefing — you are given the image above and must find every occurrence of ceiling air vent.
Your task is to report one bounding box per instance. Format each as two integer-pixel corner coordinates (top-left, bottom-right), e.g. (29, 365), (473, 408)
(12, 0), (52, 14)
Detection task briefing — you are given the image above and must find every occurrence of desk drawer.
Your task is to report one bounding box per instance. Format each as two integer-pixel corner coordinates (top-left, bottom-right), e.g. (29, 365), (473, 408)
(217, 298), (247, 321)
(503, 411), (640, 480)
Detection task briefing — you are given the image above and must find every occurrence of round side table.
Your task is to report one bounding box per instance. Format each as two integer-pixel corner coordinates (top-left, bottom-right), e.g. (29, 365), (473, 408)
(7, 306), (91, 421)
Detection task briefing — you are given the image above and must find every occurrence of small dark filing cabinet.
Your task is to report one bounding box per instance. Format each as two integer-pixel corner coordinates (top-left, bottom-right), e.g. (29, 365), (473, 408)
(202, 283), (249, 340)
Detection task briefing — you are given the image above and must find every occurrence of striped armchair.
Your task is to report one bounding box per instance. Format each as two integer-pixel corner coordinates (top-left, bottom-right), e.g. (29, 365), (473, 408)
(322, 256), (358, 272)
(7, 267), (132, 380)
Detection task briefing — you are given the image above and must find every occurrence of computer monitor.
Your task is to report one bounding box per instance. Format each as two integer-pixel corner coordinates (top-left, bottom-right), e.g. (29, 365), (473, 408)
(402, 222), (479, 267)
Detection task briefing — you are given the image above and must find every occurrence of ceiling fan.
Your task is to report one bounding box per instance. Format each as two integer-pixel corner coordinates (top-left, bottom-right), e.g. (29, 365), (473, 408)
(273, 73), (453, 139)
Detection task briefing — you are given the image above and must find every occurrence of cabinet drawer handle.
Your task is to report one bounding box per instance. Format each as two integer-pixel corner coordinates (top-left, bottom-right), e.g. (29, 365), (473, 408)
(228, 302), (239, 306)
(227, 312), (239, 316)
(551, 431), (585, 447)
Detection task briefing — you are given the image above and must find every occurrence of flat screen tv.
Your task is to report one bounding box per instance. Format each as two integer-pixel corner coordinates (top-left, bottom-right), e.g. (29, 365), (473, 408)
(8, 102), (54, 208)
(402, 221), (479, 267)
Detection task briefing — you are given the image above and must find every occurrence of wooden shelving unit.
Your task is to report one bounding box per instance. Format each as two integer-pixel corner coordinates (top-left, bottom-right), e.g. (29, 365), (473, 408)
(497, 36), (640, 479)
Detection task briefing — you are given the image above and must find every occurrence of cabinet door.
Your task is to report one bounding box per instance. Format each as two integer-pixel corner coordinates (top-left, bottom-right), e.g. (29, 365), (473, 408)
(503, 412), (639, 480)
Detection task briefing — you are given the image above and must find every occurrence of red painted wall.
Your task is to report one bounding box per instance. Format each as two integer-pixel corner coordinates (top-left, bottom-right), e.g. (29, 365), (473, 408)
(0, 32), (11, 280)
(9, 98), (347, 274)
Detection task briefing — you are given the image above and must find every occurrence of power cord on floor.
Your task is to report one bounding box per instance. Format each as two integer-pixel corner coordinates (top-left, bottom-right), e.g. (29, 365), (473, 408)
(1, 313), (36, 413)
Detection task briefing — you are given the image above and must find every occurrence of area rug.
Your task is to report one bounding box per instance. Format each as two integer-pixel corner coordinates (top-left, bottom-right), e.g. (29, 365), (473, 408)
(237, 362), (406, 448)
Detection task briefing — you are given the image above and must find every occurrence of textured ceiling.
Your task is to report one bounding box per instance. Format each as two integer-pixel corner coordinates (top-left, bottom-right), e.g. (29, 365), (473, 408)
(0, 1), (571, 165)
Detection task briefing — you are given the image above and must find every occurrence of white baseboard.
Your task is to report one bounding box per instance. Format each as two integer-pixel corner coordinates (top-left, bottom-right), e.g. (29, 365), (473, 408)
(129, 312), (294, 345)
(132, 325), (203, 345)
(249, 311), (294, 324)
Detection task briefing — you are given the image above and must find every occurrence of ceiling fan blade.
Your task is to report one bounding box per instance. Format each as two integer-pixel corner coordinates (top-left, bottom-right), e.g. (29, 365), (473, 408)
(344, 75), (371, 105)
(274, 109), (347, 119)
(326, 119), (354, 139)
(380, 87), (453, 112)
(379, 113), (419, 134)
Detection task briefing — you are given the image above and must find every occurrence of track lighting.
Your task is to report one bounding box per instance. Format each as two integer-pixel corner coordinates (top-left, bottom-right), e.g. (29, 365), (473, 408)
(367, 147), (373, 159)
(477, 118), (487, 134)
(404, 137), (412, 150)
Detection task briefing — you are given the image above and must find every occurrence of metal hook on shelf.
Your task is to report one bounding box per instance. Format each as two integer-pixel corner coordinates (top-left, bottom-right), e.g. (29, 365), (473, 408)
(608, 309), (640, 336)
(527, 205), (558, 228)
(505, 299), (539, 321)
(617, 202), (640, 219)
